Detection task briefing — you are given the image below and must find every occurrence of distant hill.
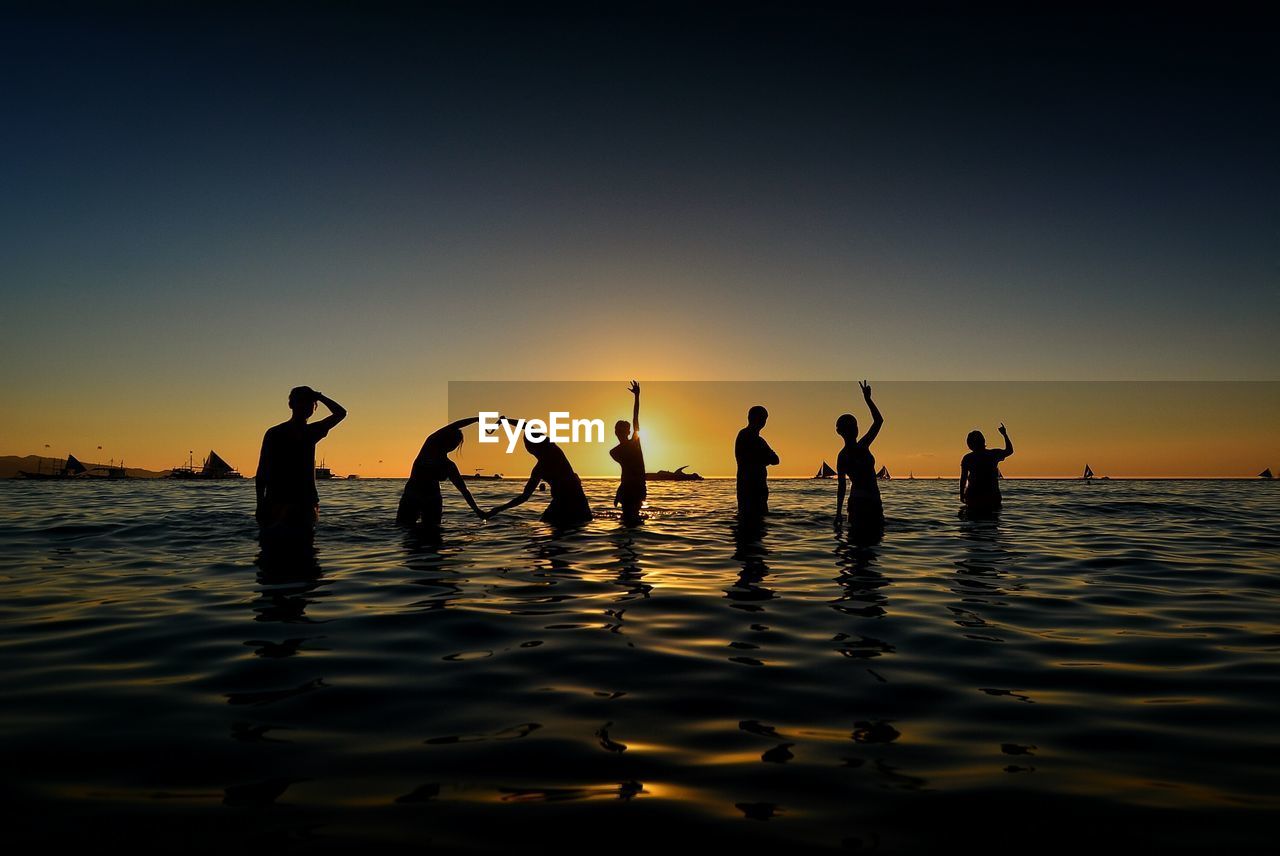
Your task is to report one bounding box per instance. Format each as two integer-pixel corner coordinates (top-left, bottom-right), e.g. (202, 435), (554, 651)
(1, 455), (170, 480)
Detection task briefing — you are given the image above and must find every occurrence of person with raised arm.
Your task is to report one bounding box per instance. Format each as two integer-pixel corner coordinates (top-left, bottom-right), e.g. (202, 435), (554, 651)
(255, 386), (347, 529)
(735, 405), (779, 519)
(486, 434), (592, 528)
(960, 423), (1013, 515)
(610, 380), (646, 525)
(396, 416), (489, 527)
(835, 380), (885, 541)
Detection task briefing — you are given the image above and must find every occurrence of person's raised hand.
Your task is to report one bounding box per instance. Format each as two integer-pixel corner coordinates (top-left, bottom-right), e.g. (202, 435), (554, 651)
(628, 380), (640, 396)
(859, 380), (872, 400)
(998, 423), (1008, 436)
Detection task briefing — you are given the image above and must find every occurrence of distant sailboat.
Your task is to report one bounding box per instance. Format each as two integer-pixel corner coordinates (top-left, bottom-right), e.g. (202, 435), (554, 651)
(1261, 468), (1274, 480)
(908, 471), (915, 480)
(204, 450), (236, 478)
(876, 466), (891, 481)
(171, 450), (242, 479)
(20, 454), (88, 479)
(646, 465), (703, 482)
(1083, 464), (1095, 480)
(813, 461), (836, 479)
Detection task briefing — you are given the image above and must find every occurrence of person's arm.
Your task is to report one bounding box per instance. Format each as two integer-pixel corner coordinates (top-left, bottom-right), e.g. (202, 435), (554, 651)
(254, 430), (271, 503)
(762, 438), (780, 466)
(959, 456), (970, 501)
(835, 465), (846, 523)
(312, 391), (347, 432)
(425, 416), (483, 447)
(998, 423), (1013, 458)
(858, 380), (884, 448)
(628, 380), (640, 436)
(445, 460), (486, 519)
(486, 470), (541, 519)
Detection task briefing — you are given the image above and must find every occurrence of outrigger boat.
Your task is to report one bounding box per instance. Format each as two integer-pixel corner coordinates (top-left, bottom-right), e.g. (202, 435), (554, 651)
(646, 465), (703, 482)
(20, 454), (88, 479)
(1260, 468), (1274, 480)
(813, 461), (836, 479)
(170, 450), (242, 479)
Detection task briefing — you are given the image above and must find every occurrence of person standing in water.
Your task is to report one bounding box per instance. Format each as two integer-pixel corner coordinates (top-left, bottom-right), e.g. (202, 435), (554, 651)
(255, 386), (347, 529)
(834, 380), (885, 541)
(486, 435), (592, 528)
(610, 380), (645, 525)
(396, 417), (488, 527)
(735, 405), (779, 519)
(960, 424), (1013, 514)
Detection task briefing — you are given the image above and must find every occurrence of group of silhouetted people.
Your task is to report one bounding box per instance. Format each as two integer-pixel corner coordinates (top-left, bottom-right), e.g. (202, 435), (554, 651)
(255, 382), (1013, 540)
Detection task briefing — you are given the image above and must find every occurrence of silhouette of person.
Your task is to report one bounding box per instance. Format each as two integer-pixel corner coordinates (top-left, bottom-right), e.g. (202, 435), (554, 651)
(255, 386), (346, 529)
(735, 405), (779, 519)
(486, 435), (592, 528)
(960, 424), (1013, 514)
(610, 380), (646, 525)
(396, 417), (487, 527)
(835, 380), (885, 542)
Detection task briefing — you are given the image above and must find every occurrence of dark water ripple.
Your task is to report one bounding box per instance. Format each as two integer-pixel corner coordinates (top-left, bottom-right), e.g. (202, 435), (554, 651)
(1, 479), (1278, 851)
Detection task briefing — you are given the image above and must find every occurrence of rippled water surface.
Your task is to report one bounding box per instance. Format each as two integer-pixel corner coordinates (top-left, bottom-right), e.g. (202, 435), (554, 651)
(2, 479), (1278, 851)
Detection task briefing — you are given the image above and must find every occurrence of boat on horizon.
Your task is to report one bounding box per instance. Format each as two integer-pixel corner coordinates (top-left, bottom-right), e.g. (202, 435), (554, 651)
(813, 461), (836, 479)
(646, 465), (703, 482)
(1261, 468), (1274, 480)
(170, 450), (242, 480)
(876, 466), (891, 481)
(1082, 464), (1110, 481)
(20, 454), (88, 479)
(463, 470), (504, 481)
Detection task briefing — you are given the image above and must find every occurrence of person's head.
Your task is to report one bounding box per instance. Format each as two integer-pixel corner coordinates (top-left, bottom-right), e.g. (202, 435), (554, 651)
(967, 430), (986, 451)
(614, 419), (631, 442)
(836, 413), (858, 440)
(747, 405), (769, 429)
(524, 434), (551, 458)
(426, 428), (465, 457)
(288, 386), (317, 419)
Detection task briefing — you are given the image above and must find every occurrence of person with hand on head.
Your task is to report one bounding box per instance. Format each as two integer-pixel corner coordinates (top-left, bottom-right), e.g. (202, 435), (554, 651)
(610, 381), (646, 526)
(255, 386), (347, 530)
(834, 380), (885, 542)
(960, 423), (1013, 515)
(397, 416), (490, 527)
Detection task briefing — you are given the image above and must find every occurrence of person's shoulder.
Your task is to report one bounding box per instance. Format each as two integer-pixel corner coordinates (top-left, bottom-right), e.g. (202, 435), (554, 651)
(264, 421), (289, 439)
(961, 451), (977, 463)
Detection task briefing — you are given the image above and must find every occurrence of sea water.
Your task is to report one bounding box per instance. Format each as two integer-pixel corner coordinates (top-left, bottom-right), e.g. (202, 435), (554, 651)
(1, 479), (1277, 851)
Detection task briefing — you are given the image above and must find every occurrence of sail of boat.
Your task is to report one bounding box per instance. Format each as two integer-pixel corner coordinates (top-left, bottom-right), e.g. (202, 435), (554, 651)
(203, 450), (234, 477)
(64, 454), (87, 476)
(1261, 468), (1274, 479)
(814, 461), (836, 478)
(1083, 464), (1094, 480)
(876, 466), (890, 480)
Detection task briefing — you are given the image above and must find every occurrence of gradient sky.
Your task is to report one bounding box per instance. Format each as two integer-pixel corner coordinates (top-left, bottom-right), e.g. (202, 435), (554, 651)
(447, 382), (1280, 479)
(2, 3), (1277, 476)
